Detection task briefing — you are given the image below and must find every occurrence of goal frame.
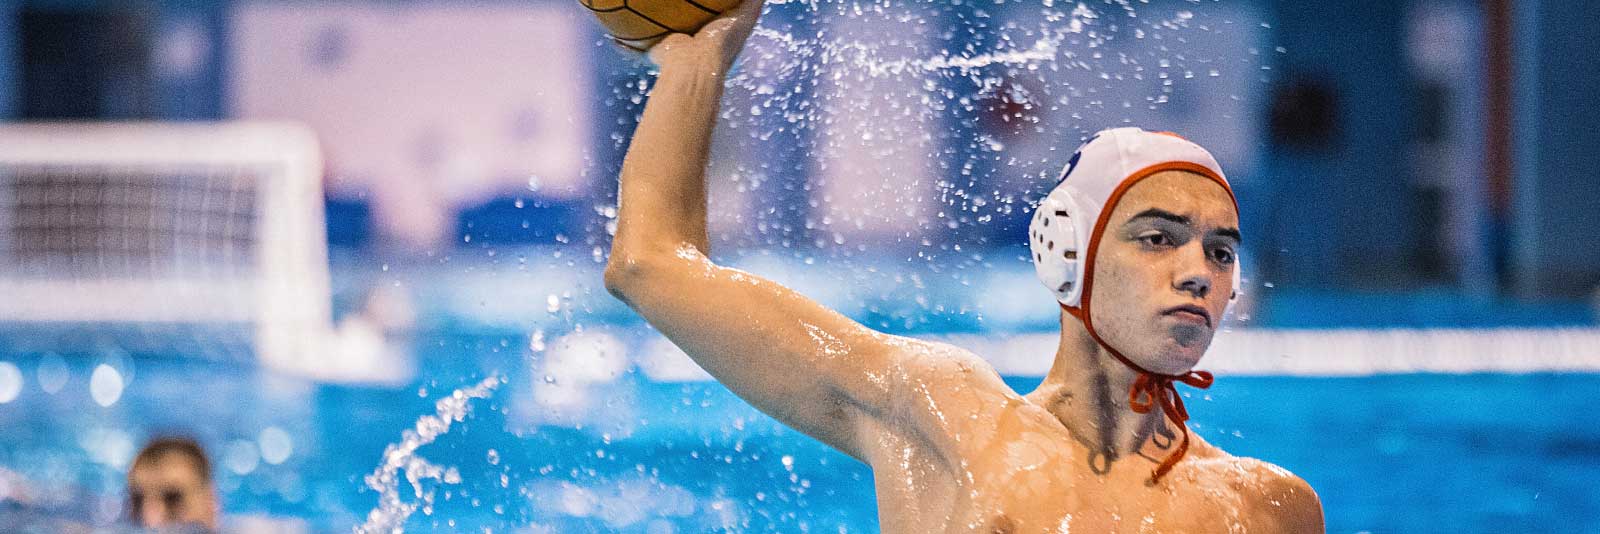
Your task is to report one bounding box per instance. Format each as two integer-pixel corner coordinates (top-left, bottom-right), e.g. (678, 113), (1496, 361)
(0, 121), (331, 371)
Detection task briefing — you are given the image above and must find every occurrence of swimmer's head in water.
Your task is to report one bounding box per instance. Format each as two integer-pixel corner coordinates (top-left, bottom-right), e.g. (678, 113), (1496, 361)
(1029, 127), (1239, 374)
(127, 436), (219, 530)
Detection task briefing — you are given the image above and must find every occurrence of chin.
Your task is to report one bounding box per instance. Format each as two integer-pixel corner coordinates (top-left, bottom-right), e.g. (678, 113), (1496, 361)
(1139, 352), (1204, 375)
(1150, 337), (1211, 373)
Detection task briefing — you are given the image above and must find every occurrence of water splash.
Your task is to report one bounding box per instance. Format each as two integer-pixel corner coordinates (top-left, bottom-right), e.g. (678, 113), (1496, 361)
(675, 0), (1259, 263)
(356, 375), (502, 534)
(739, 4), (1095, 82)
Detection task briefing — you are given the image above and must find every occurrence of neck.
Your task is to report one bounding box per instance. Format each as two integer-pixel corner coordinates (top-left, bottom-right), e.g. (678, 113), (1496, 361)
(1027, 311), (1177, 475)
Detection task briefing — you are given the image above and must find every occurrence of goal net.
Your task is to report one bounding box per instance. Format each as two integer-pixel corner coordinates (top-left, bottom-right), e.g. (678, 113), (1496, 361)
(0, 122), (331, 371)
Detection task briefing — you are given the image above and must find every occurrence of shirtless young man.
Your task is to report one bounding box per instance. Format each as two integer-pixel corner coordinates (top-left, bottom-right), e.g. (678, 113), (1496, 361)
(603, 1), (1325, 531)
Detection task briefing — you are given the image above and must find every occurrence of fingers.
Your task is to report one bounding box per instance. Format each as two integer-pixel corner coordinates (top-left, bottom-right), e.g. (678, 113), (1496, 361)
(724, 0), (766, 39)
(647, 0), (765, 69)
(699, 0), (765, 38)
(724, 0), (765, 21)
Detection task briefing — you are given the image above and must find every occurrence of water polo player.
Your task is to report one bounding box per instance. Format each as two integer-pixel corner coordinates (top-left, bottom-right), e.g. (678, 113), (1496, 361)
(602, 1), (1324, 531)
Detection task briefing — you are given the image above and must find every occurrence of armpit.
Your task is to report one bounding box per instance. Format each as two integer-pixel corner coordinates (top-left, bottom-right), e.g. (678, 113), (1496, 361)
(871, 341), (1018, 455)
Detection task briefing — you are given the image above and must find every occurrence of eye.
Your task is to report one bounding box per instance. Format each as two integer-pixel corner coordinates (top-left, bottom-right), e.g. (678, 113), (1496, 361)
(1212, 246), (1236, 265)
(1139, 232), (1173, 247)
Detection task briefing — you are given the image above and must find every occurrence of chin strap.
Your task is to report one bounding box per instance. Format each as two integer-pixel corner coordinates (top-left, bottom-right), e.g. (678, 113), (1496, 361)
(1062, 303), (1214, 484)
(1128, 369), (1214, 483)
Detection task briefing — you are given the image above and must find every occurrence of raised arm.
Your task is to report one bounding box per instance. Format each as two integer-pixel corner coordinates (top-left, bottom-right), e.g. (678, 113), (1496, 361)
(602, 0), (982, 461)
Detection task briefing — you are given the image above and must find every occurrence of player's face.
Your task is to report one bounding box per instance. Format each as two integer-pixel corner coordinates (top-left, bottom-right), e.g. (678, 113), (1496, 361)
(1089, 170), (1239, 374)
(127, 453), (218, 529)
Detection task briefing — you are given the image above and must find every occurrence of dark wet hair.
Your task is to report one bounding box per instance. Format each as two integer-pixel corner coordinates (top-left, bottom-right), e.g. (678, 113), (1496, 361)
(132, 436), (212, 483)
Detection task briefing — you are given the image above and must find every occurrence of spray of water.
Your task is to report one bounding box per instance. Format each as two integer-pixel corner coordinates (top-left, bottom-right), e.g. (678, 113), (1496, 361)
(740, 2), (1104, 81)
(656, 0), (1258, 264)
(355, 375), (502, 534)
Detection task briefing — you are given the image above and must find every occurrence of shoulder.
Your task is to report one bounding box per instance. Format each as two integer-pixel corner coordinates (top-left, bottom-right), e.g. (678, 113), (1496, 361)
(888, 339), (1014, 397)
(1233, 458), (1325, 533)
(861, 338), (1019, 434)
(1175, 443), (1323, 533)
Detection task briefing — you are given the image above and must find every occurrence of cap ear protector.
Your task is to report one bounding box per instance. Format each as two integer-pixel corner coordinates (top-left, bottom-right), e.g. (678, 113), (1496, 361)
(1029, 127), (1241, 320)
(1028, 183), (1088, 304)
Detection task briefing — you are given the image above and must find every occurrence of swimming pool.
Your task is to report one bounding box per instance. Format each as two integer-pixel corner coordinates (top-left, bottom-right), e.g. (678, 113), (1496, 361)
(0, 256), (1596, 533)
(0, 247), (1587, 530)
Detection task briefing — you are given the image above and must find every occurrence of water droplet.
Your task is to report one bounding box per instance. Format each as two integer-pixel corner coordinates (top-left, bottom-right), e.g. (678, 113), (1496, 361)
(259, 427), (294, 465)
(0, 361), (22, 403)
(37, 353), (68, 394)
(89, 364), (123, 407)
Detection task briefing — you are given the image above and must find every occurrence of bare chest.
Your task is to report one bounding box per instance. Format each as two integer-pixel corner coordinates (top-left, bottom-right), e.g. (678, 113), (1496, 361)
(867, 411), (1256, 534)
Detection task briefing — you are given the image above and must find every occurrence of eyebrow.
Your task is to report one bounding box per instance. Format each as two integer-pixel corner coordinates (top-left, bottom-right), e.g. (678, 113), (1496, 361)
(1126, 208), (1243, 244)
(1128, 208), (1189, 226)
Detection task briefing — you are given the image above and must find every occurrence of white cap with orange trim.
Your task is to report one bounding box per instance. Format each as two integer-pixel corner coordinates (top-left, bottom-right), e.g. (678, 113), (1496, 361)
(1028, 127), (1242, 484)
(1028, 126), (1240, 313)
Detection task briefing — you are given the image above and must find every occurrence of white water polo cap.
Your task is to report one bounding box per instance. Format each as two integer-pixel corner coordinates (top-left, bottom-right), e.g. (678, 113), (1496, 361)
(1028, 127), (1241, 311)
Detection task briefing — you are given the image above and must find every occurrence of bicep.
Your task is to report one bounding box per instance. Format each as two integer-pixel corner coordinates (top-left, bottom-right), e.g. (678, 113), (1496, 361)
(607, 248), (908, 460)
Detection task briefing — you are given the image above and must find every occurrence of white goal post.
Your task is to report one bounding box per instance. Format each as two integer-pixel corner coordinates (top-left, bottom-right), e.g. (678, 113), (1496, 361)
(0, 121), (331, 372)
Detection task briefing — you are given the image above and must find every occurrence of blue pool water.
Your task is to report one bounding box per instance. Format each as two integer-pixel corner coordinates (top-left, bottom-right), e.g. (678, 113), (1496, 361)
(1, 336), (1596, 533)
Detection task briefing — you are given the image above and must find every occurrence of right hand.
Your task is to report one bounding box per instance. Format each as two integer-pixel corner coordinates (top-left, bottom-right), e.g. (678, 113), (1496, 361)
(648, 0), (766, 74)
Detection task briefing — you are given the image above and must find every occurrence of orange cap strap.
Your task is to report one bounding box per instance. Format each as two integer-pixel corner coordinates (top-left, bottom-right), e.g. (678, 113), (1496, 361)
(1064, 303), (1214, 483)
(1129, 369), (1214, 482)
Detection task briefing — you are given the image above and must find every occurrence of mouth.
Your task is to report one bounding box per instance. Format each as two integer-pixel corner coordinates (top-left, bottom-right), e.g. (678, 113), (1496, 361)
(1162, 304), (1212, 328)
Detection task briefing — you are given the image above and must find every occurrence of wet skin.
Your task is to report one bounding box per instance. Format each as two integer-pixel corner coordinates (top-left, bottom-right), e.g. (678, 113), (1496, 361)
(603, 1), (1323, 531)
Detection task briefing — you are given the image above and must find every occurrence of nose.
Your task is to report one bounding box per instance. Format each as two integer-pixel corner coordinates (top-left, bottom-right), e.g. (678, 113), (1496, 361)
(1173, 249), (1212, 299)
(138, 502), (166, 527)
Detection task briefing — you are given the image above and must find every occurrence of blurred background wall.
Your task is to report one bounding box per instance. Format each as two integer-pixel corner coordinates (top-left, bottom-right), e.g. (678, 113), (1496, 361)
(1512, 0), (1600, 297)
(0, 0), (1596, 316)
